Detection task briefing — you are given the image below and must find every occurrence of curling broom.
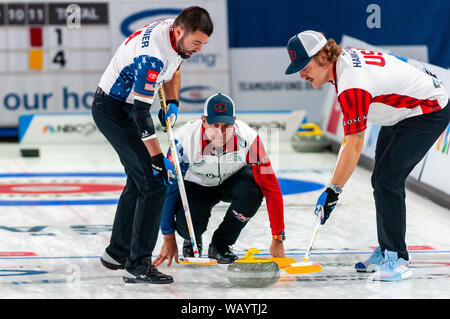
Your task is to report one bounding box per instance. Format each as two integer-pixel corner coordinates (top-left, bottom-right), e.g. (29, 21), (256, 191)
(284, 208), (323, 274)
(285, 137), (347, 274)
(158, 87), (217, 265)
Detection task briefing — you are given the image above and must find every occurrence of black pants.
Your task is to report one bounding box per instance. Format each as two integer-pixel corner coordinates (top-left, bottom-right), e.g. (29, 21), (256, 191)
(91, 89), (167, 270)
(371, 103), (450, 260)
(174, 165), (263, 248)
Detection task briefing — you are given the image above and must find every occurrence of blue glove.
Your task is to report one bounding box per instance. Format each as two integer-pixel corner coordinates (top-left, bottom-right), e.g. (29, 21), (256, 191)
(151, 153), (176, 185)
(314, 187), (340, 225)
(158, 102), (178, 130)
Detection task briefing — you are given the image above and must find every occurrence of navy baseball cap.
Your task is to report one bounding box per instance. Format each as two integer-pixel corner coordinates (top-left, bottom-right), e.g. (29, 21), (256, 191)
(285, 30), (327, 75)
(204, 93), (235, 125)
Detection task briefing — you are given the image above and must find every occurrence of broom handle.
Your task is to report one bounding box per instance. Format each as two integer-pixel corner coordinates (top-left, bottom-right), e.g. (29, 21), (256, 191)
(302, 207), (323, 262)
(158, 88), (200, 258)
(303, 137), (347, 262)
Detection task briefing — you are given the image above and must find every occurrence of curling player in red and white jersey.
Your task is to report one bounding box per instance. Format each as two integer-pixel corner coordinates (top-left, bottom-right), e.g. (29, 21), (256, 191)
(285, 30), (449, 281)
(153, 93), (286, 266)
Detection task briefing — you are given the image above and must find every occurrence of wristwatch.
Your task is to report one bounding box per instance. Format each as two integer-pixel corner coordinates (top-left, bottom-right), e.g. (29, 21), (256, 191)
(273, 230), (286, 242)
(329, 184), (343, 194)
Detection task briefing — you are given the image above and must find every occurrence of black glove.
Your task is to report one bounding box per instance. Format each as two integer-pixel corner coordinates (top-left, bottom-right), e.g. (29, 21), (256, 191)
(314, 187), (340, 225)
(151, 153), (176, 185)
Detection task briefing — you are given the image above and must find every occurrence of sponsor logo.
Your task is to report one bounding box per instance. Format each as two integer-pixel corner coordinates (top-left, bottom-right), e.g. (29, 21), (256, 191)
(0, 173), (125, 206)
(42, 123), (98, 136)
(432, 77), (442, 89)
(214, 103), (227, 113)
(146, 69), (158, 82)
(343, 115), (367, 126)
(192, 159), (206, 167)
(179, 85), (218, 104)
(238, 81), (316, 91)
(232, 210), (251, 223)
(42, 125), (55, 133)
(184, 53), (217, 68)
(237, 136), (247, 148)
(288, 50), (297, 61)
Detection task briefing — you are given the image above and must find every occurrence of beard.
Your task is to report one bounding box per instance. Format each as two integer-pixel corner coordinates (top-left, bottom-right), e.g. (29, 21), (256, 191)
(176, 35), (196, 59)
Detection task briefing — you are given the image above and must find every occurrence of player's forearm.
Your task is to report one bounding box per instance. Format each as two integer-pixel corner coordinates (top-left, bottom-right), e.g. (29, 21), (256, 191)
(330, 132), (365, 188)
(251, 165), (285, 235)
(163, 70), (180, 101)
(160, 181), (181, 235)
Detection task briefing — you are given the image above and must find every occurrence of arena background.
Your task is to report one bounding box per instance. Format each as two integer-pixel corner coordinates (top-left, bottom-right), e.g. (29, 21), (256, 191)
(1, 0), (447, 206)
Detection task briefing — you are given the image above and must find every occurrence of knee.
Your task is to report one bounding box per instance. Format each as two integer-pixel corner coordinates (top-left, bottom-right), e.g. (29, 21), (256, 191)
(371, 170), (378, 189)
(137, 179), (167, 197)
(231, 185), (263, 220)
(233, 182), (263, 204)
(371, 169), (403, 191)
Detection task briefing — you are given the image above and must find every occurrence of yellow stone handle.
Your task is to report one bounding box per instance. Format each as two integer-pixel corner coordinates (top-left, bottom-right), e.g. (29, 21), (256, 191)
(298, 123), (323, 136)
(242, 248), (260, 260)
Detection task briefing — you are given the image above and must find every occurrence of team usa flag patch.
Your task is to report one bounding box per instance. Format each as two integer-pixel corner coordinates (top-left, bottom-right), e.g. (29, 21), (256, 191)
(144, 83), (155, 92)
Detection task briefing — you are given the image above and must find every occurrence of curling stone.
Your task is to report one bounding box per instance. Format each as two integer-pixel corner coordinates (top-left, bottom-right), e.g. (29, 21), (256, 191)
(291, 123), (330, 152)
(227, 248), (280, 288)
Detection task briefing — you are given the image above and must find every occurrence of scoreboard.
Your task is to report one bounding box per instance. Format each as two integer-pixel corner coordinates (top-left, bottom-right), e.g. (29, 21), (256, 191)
(0, 0), (229, 128)
(0, 2), (110, 73)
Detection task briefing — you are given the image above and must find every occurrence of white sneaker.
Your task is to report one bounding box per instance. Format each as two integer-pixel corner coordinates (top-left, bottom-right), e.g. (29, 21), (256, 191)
(355, 246), (383, 273)
(373, 250), (413, 282)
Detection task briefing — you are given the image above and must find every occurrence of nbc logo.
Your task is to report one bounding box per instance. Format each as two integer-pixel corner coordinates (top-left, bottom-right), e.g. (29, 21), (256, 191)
(42, 125), (55, 133)
(436, 125), (449, 155)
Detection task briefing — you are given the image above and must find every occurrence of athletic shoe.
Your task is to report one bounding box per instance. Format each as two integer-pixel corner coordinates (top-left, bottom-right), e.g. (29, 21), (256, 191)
(100, 248), (127, 270)
(355, 246), (383, 273)
(208, 243), (238, 264)
(182, 238), (202, 257)
(123, 258), (174, 284)
(372, 250), (412, 282)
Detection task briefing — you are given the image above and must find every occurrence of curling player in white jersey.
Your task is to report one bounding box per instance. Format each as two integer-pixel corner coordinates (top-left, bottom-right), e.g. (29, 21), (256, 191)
(153, 93), (286, 267)
(285, 30), (449, 281)
(91, 7), (213, 284)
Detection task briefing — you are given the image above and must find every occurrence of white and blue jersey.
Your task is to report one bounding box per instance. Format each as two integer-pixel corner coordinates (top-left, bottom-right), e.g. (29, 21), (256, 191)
(98, 19), (183, 105)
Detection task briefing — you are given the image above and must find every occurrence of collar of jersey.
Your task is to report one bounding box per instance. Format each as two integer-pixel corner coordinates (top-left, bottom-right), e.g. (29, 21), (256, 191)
(169, 25), (178, 53)
(329, 60), (338, 94)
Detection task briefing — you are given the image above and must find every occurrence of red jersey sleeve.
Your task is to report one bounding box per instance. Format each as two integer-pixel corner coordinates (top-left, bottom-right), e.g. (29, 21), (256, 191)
(338, 88), (372, 136)
(246, 136), (285, 236)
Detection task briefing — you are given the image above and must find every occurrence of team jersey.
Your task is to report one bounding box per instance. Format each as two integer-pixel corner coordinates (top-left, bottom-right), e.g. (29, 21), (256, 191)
(332, 48), (448, 135)
(160, 118), (285, 236)
(98, 19), (183, 105)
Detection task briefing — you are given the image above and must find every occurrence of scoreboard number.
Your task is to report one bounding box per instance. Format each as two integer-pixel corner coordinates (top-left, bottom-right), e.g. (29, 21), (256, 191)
(52, 50), (67, 68)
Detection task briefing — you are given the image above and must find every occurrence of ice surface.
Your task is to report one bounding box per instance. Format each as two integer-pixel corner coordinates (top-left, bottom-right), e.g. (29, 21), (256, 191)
(0, 141), (449, 299)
